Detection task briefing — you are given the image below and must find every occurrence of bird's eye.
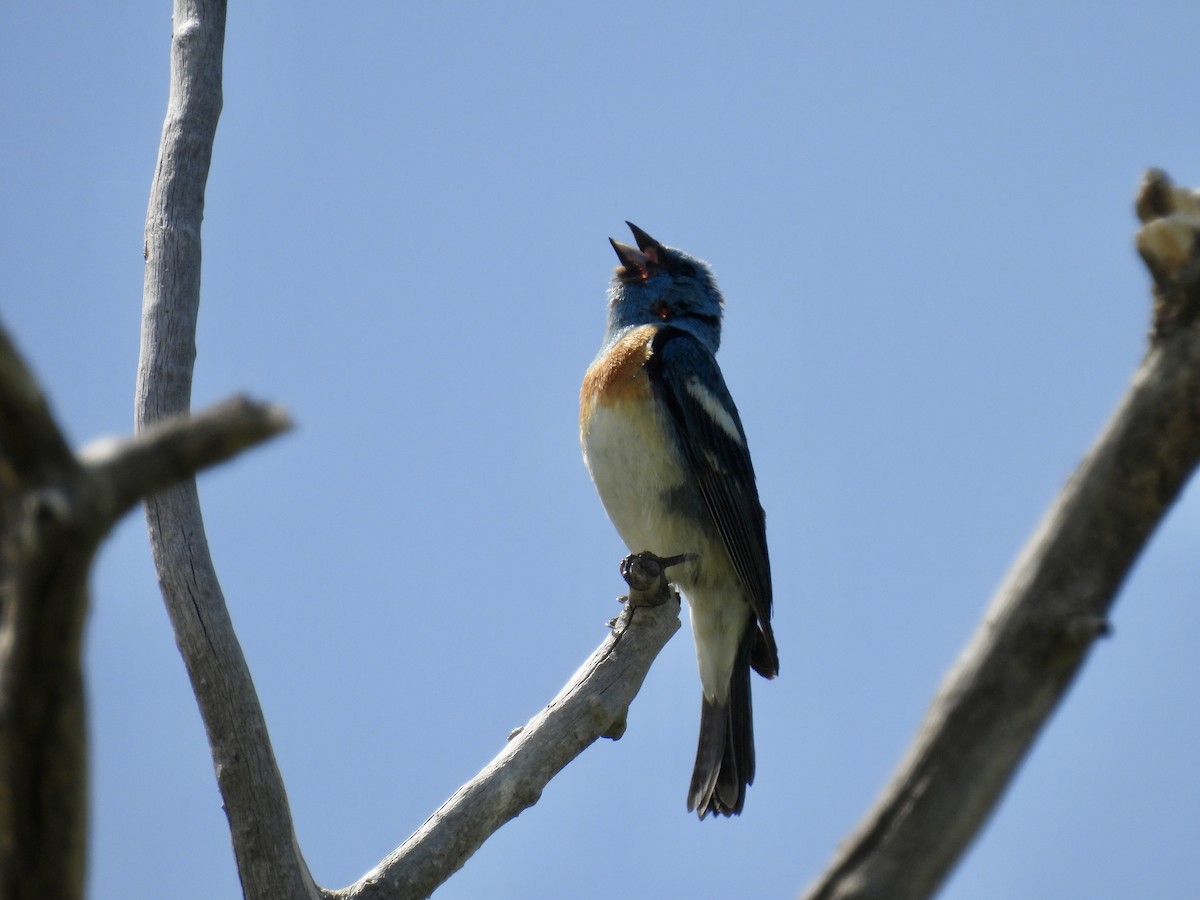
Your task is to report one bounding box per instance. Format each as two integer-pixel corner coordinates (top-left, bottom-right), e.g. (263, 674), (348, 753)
(654, 301), (671, 320)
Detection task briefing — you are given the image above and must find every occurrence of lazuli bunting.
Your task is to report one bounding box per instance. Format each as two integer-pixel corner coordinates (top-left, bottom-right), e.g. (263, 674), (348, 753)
(580, 223), (778, 818)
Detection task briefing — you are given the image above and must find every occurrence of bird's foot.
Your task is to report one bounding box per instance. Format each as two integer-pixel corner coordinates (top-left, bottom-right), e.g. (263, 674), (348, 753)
(618, 551), (695, 608)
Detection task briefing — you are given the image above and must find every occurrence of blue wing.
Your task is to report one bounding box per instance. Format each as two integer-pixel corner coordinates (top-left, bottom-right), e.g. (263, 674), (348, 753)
(647, 328), (778, 676)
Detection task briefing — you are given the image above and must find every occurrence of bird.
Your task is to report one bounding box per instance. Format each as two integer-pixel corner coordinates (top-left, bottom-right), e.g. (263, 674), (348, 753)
(579, 222), (778, 818)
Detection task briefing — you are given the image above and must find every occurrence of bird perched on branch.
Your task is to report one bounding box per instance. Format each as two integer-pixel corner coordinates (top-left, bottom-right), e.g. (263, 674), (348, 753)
(580, 223), (778, 818)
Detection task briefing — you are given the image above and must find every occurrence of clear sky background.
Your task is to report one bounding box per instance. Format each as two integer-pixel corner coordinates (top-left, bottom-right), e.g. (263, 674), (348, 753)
(4, 3), (1200, 898)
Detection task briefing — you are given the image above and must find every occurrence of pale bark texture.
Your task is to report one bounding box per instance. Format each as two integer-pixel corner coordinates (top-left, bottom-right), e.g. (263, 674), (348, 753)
(135, 2), (322, 899)
(801, 169), (1200, 900)
(335, 594), (680, 900)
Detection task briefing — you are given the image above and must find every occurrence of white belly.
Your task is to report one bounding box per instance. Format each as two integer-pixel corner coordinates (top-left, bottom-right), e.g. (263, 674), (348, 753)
(582, 401), (690, 556)
(582, 399), (747, 703)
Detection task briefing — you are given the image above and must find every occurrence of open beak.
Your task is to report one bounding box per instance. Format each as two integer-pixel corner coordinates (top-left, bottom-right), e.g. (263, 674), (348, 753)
(610, 222), (663, 281)
(625, 221), (662, 256)
(609, 237), (650, 274)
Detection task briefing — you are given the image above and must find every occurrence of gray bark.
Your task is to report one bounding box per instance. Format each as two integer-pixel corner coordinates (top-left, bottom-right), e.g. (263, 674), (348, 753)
(135, 2), (321, 899)
(801, 169), (1200, 900)
(334, 595), (680, 900)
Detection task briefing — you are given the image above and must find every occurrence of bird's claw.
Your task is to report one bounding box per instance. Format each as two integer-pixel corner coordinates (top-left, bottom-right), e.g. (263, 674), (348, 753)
(619, 550), (694, 608)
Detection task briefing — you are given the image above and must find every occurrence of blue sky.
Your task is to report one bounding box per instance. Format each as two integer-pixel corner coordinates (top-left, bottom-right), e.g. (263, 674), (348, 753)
(4, 3), (1200, 898)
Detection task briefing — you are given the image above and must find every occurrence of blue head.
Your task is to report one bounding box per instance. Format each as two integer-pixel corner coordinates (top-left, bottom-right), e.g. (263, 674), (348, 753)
(605, 222), (725, 353)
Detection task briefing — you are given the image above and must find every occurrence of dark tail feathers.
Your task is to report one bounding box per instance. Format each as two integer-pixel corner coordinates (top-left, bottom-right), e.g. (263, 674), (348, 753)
(687, 628), (756, 818)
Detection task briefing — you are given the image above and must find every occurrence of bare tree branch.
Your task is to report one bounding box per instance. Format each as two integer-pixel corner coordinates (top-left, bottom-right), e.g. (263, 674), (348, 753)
(337, 591), (681, 900)
(80, 396), (290, 526)
(0, 326), (88, 900)
(0, 325), (75, 480)
(132, 3), (687, 899)
(135, 3), (322, 900)
(0, 325), (285, 900)
(802, 169), (1200, 900)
